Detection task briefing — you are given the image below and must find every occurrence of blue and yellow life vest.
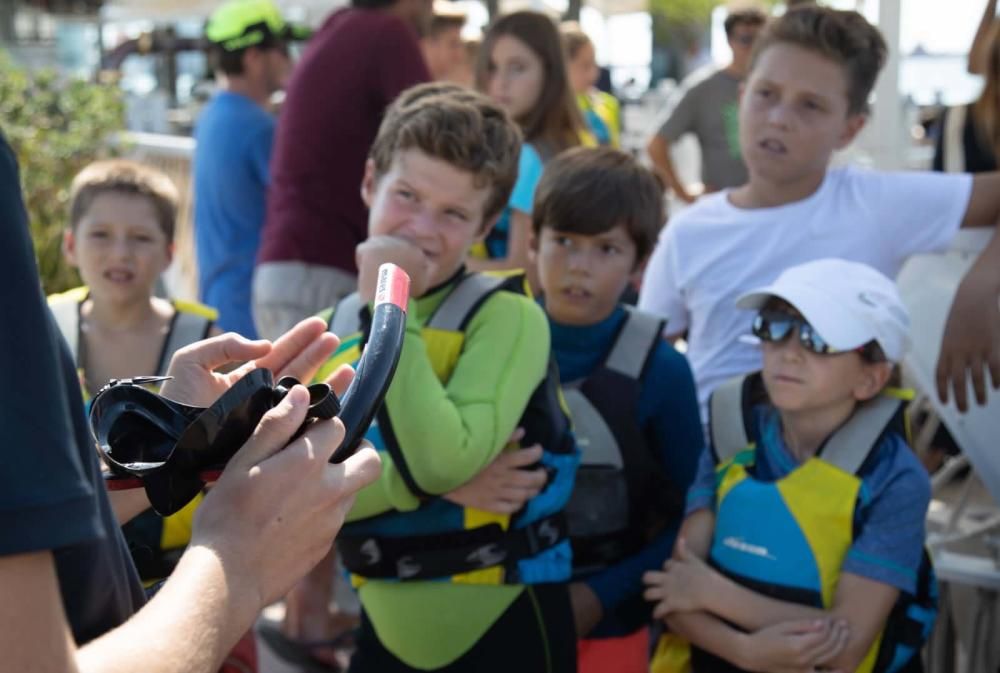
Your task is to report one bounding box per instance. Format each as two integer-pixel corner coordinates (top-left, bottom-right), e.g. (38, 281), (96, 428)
(47, 286), (216, 583)
(657, 373), (936, 673)
(578, 90), (621, 148)
(327, 272), (579, 586)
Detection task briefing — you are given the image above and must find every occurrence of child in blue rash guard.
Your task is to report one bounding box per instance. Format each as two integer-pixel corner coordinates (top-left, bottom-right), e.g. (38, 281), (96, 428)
(470, 147), (705, 673)
(644, 258), (933, 673)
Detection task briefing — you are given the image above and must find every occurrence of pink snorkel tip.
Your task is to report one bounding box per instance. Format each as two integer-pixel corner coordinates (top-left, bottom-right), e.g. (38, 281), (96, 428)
(374, 263), (410, 313)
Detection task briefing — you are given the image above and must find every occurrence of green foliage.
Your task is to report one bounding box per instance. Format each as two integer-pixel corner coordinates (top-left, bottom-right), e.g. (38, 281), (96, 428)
(649, 0), (722, 28)
(649, 0), (778, 50)
(0, 51), (125, 294)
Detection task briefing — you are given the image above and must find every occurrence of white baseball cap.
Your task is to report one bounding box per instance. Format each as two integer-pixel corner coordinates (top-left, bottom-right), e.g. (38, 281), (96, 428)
(736, 258), (911, 362)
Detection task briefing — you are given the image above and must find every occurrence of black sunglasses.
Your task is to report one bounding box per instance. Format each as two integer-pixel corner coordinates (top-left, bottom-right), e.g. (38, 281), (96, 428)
(752, 310), (884, 361)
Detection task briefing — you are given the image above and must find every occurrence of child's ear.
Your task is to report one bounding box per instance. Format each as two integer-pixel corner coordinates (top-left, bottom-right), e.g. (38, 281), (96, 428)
(853, 361), (893, 402)
(360, 159), (377, 208)
(165, 241), (175, 267)
(837, 113), (868, 150)
(62, 228), (79, 267)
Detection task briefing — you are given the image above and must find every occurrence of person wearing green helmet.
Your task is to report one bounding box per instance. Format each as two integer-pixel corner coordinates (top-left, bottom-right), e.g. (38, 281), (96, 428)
(193, 0), (309, 340)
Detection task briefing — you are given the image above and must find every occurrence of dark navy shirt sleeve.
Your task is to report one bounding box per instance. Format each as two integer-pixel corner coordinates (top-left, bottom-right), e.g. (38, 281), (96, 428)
(585, 340), (706, 618)
(842, 433), (930, 595)
(0, 133), (103, 555)
(0, 132), (144, 643)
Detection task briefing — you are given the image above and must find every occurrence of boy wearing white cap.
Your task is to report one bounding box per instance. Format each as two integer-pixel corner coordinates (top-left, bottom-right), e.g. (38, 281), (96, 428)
(644, 258), (933, 673)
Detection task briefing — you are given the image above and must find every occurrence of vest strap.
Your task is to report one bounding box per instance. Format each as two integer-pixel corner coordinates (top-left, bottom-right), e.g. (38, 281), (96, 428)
(820, 395), (903, 475)
(562, 388), (623, 468)
(330, 293), (365, 337)
(710, 375), (751, 463)
(604, 307), (665, 379)
(158, 311), (213, 375)
(710, 372), (904, 475)
(49, 296), (81, 362)
(426, 274), (505, 332)
(48, 290), (213, 375)
(338, 513), (567, 582)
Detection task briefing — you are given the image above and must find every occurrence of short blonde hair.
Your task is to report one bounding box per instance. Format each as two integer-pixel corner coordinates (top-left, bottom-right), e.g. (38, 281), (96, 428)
(69, 159), (179, 240)
(368, 83), (522, 224)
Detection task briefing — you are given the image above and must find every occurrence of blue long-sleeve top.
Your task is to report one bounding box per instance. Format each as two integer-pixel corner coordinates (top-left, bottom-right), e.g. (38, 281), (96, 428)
(546, 303), (705, 637)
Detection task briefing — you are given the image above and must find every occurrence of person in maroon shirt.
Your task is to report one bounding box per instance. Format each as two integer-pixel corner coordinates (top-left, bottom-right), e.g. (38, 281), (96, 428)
(253, 0), (431, 340)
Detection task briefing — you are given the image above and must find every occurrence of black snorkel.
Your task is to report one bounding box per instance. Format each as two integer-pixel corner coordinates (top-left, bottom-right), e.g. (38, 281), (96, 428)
(91, 263), (410, 515)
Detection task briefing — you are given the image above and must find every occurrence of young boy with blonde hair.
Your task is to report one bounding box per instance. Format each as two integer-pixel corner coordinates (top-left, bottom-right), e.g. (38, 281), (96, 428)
(48, 159), (220, 584)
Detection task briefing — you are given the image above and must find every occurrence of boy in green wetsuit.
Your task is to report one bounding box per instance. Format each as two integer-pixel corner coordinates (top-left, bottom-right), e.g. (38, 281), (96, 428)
(310, 83), (579, 672)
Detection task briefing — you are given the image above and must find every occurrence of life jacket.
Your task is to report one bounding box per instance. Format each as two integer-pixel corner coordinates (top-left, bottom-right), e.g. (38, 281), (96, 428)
(328, 271), (579, 586)
(578, 90), (621, 148)
(47, 286), (216, 583)
(563, 306), (682, 565)
(673, 373), (937, 673)
(562, 305), (684, 631)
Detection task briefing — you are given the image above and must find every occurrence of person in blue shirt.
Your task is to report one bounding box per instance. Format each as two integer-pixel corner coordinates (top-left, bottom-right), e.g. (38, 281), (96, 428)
(462, 147), (704, 673)
(194, 0), (306, 337)
(644, 259), (934, 673)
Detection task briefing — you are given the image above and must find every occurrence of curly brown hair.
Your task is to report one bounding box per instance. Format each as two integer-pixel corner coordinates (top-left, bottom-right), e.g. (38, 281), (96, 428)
(369, 82), (523, 224)
(69, 159), (179, 240)
(751, 5), (887, 116)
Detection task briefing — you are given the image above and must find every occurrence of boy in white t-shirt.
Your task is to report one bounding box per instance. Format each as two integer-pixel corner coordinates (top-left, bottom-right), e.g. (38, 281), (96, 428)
(639, 5), (1000, 420)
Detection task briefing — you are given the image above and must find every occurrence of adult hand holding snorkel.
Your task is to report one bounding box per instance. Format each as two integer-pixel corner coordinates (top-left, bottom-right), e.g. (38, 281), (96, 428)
(158, 318), (381, 610)
(88, 319), (381, 673)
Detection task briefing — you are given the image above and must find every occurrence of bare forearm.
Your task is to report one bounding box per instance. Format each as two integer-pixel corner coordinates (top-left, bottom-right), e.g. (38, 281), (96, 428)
(969, 226), (1000, 286)
(703, 571), (897, 671)
(108, 489), (151, 525)
(705, 571), (825, 632)
(647, 136), (690, 200)
(467, 211), (531, 273)
(666, 611), (751, 670)
(78, 545), (259, 673)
